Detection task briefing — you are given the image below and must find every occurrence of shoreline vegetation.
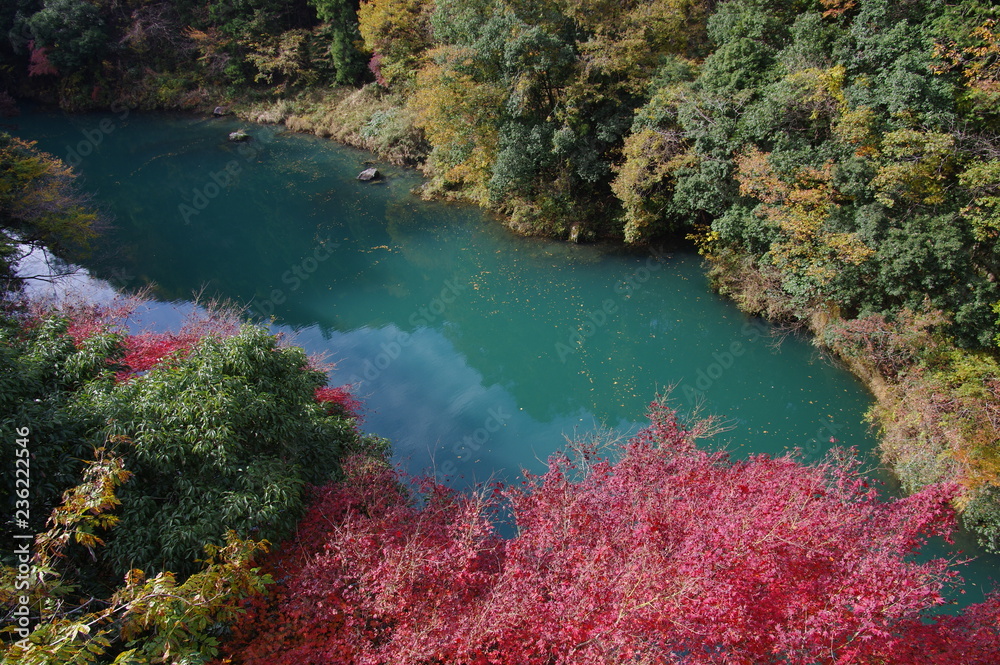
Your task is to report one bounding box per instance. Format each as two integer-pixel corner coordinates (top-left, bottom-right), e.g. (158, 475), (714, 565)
(6, 0), (998, 549)
(223, 87), (1000, 553)
(3, 0), (1000, 660)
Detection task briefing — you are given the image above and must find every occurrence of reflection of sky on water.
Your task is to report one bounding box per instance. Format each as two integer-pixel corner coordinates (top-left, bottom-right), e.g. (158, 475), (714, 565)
(11, 109), (996, 605)
(16, 249), (876, 488)
(21, 260), (999, 606)
(20, 258), (633, 490)
(278, 322), (643, 488)
(9, 111), (881, 470)
(18, 246), (119, 303)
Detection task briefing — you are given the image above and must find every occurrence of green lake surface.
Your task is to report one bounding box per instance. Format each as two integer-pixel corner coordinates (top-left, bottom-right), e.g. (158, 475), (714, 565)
(10, 110), (997, 603)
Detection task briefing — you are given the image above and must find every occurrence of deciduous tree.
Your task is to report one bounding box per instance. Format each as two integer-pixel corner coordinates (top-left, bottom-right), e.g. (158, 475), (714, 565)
(735, 147), (872, 300)
(220, 399), (1000, 664)
(357, 0), (434, 87)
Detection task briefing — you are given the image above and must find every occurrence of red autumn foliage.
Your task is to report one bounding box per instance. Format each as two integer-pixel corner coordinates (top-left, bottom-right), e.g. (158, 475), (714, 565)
(115, 330), (202, 380)
(218, 401), (1000, 665)
(65, 315), (108, 347)
(314, 385), (363, 419)
(55, 299), (137, 346)
(368, 53), (387, 87)
(27, 40), (58, 77)
(222, 457), (501, 664)
(41, 296), (243, 380)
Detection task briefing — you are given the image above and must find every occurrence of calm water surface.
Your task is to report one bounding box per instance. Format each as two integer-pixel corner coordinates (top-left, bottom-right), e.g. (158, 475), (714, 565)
(11, 110), (997, 602)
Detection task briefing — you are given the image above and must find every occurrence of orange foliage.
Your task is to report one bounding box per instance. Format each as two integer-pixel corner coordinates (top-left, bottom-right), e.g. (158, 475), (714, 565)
(933, 20), (1000, 102)
(736, 148), (872, 289)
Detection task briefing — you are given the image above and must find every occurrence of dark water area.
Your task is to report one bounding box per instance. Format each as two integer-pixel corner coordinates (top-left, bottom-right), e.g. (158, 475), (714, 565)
(10, 110), (997, 605)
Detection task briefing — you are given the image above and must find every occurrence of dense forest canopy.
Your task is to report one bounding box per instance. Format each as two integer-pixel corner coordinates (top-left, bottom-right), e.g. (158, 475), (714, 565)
(1, 0), (998, 346)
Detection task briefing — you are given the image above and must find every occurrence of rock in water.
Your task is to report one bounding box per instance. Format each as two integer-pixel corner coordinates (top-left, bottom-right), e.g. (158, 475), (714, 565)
(357, 167), (380, 181)
(228, 130), (249, 142)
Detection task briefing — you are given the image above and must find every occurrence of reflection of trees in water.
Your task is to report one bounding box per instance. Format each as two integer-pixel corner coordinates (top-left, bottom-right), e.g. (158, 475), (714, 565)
(383, 195), (457, 273)
(38, 114), (868, 447)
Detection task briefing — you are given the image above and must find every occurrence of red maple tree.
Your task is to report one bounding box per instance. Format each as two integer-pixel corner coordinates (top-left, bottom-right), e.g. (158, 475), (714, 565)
(315, 385), (364, 420)
(27, 40), (58, 77)
(218, 399), (1000, 664)
(115, 329), (203, 380)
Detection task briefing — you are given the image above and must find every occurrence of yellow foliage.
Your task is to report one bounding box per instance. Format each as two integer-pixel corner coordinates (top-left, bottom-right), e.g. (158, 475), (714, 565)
(933, 19), (1000, 106)
(924, 350), (1000, 491)
(611, 127), (693, 243)
(243, 29), (315, 89)
(114, 533), (271, 646)
(736, 148), (872, 287)
(833, 105), (877, 156)
(358, 0), (434, 86)
(183, 26), (232, 75)
(820, 0), (857, 19)
(960, 160), (1000, 241)
(0, 135), (97, 253)
(1, 445), (271, 665)
(870, 129), (955, 208)
(410, 51), (505, 203)
(35, 446), (132, 567)
(686, 223), (720, 256)
(786, 64), (847, 121)
(568, 0), (711, 93)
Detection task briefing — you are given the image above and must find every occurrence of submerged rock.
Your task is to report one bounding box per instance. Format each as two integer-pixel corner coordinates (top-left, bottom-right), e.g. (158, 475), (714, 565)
(357, 167), (380, 181)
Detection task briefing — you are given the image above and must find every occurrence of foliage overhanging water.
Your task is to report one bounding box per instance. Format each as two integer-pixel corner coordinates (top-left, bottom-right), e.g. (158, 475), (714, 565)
(10, 110), (997, 603)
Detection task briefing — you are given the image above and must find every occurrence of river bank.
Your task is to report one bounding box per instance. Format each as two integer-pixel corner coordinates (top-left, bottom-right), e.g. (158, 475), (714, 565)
(8, 85), (1000, 552)
(222, 89), (1000, 552)
(707, 247), (1000, 550)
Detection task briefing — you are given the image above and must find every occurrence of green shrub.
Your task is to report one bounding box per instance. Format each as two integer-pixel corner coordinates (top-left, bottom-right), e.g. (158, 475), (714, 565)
(1, 310), (379, 577)
(965, 485), (1000, 553)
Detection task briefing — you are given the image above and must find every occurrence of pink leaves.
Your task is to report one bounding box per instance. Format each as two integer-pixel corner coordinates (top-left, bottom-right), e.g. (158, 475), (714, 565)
(54, 298), (136, 347)
(218, 402), (999, 664)
(41, 297), (244, 381)
(223, 456), (503, 664)
(115, 330), (201, 381)
(368, 53), (387, 87)
(314, 385), (363, 419)
(27, 40), (58, 77)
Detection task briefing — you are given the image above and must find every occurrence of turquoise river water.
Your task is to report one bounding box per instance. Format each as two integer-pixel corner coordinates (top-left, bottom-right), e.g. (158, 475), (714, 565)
(9, 110), (997, 603)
